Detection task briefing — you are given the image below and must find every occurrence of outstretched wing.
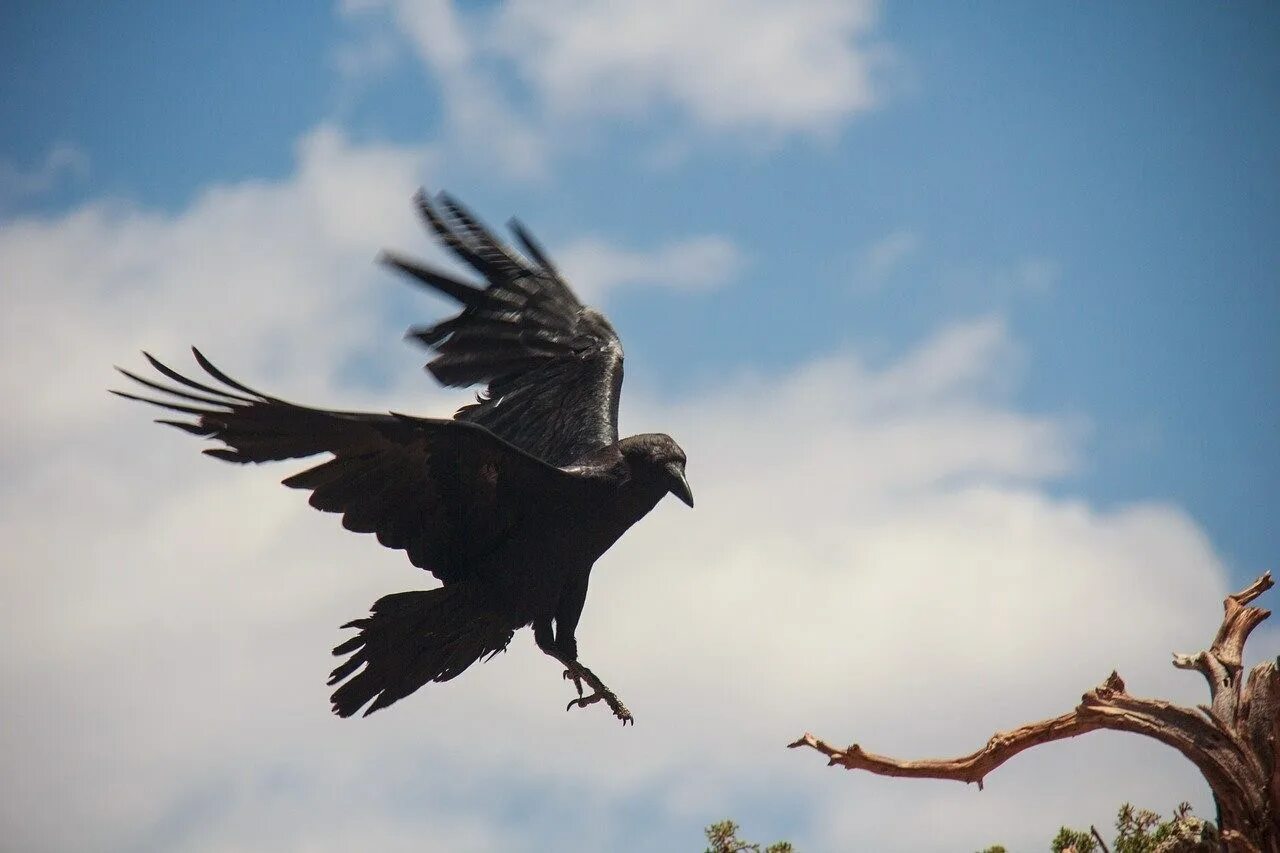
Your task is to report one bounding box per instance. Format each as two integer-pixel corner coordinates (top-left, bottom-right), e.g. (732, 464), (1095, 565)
(382, 190), (623, 467)
(112, 350), (584, 583)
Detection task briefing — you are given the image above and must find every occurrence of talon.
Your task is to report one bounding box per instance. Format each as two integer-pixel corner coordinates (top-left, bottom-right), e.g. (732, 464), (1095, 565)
(562, 667), (585, 698)
(565, 691), (603, 712)
(555, 658), (632, 724)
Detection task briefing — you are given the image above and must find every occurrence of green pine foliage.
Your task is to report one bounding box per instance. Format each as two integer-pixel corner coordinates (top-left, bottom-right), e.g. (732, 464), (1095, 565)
(709, 801), (1218, 852)
(1050, 826), (1097, 853)
(703, 820), (794, 853)
(985, 802), (1218, 853)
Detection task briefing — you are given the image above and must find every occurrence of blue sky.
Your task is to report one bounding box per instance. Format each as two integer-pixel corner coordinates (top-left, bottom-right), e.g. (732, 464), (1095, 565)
(2, 2), (1277, 851)
(5, 1), (1276, 573)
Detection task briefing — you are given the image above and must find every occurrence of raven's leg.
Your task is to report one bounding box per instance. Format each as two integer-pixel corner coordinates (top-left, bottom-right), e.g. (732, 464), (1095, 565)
(533, 618), (556, 655)
(546, 573), (632, 725)
(552, 570), (587, 663)
(534, 617), (623, 720)
(560, 658), (632, 725)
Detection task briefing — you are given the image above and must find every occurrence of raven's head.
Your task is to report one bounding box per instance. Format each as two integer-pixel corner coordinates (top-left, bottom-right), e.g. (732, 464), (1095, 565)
(620, 433), (693, 508)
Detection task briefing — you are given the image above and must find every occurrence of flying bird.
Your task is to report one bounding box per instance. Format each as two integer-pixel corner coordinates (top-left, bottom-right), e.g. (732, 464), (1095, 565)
(113, 190), (694, 723)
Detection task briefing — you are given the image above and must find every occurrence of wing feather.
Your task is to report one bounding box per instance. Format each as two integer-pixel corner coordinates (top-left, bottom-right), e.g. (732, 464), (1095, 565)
(113, 352), (588, 583)
(386, 190), (624, 466)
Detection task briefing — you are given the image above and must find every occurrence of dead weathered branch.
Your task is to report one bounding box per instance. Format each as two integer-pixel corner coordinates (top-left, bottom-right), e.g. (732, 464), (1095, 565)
(787, 707), (1103, 791)
(789, 572), (1279, 852)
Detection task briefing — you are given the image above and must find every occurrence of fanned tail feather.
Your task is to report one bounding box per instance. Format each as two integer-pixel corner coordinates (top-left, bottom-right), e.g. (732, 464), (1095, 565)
(329, 585), (515, 718)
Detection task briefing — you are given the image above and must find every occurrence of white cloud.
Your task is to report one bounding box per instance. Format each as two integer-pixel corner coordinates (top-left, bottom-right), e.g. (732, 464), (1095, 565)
(941, 255), (1064, 302)
(872, 313), (1025, 403)
(0, 125), (436, 459)
(849, 235), (1062, 304)
(0, 133), (1231, 850)
(0, 142), (89, 207)
(347, 0), (550, 178)
(1013, 256), (1062, 293)
(854, 228), (920, 291)
(555, 234), (745, 302)
(332, 30), (400, 83)
(492, 0), (883, 135)
(379, 0), (471, 75)
(344, 0), (889, 175)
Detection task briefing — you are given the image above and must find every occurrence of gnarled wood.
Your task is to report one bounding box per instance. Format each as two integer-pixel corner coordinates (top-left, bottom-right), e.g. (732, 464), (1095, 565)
(789, 572), (1279, 852)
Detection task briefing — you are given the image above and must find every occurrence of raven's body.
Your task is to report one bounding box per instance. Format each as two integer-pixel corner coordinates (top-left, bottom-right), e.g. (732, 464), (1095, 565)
(325, 431), (685, 719)
(115, 192), (692, 722)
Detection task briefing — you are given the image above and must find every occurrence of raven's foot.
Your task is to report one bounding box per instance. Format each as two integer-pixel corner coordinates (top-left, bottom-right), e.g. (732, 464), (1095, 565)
(560, 660), (632, 725)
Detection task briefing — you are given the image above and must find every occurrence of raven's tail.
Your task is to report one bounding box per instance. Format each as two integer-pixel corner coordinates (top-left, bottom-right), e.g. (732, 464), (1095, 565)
(328, 585), (515, 718)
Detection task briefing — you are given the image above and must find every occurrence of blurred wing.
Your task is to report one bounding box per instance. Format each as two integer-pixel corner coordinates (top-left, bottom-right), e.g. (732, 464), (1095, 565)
(112, 350), (582, 583)
(383, 190), (623, 467)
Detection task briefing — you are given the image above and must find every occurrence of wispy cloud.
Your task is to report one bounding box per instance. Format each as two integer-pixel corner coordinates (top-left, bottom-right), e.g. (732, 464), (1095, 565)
(854, 228), (920, 291)
(555, 234), (745, 302)
(852, 234), (1062, 305)
(0, 126), (436, 448)
(0, 142), (88, 208)
(930, 255), (1065, 307)
(1011, 256), (1062, 294)
(331, 30), (400, 83)
(343, 0), (890, 176)
(342, 0), (549, 178)
(492, 0), (884, 135)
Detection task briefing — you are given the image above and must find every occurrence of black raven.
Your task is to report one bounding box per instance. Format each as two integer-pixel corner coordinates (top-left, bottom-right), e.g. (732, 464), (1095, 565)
(113, 191), (693, 724)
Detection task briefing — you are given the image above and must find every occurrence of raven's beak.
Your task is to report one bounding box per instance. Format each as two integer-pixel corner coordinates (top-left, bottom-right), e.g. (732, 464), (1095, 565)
(665, 462), (694, 508)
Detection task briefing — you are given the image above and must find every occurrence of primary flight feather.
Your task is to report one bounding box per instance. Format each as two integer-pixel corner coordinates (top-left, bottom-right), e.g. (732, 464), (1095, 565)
(114, 191), (693, 723)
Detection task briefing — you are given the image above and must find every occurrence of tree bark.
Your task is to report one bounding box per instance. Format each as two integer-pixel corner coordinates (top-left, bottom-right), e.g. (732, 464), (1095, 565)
(789, 573), (1279, 852)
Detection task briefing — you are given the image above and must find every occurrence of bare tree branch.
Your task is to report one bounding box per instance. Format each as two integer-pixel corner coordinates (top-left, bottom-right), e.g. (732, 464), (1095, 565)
(787, 708), (1103, 792)
(789, 572), (1279, 852)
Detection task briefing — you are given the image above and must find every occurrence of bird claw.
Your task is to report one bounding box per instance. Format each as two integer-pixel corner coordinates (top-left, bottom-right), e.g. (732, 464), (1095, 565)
(565, 693), (599, 712)
(559, 660), (633, 725)
(562, 667), (585, 697)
